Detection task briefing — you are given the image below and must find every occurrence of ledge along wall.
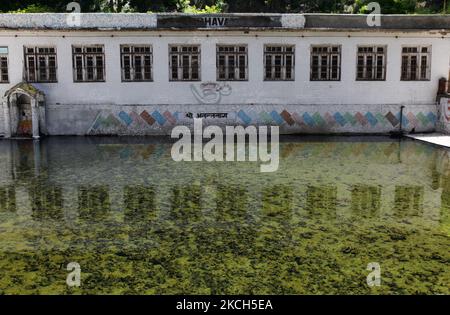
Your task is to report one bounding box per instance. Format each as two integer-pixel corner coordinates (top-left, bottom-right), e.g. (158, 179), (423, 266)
(0, 13), (449, 136)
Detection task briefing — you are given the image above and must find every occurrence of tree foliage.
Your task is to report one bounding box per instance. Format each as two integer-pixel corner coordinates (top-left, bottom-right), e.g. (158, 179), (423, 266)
(1, 0), (448, 13)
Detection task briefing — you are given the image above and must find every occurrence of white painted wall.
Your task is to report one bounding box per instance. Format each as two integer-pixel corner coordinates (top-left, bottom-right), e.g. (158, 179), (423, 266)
(0, 30), (448, 106)
(0, 29), (448, 135)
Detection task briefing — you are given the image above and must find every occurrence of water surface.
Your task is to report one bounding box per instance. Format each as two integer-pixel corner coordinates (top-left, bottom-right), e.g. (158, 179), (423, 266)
(0, 136), (448, 294)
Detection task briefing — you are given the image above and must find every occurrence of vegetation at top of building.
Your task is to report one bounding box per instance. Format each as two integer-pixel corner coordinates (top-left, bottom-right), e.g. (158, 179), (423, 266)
(0, 0), (449, 14)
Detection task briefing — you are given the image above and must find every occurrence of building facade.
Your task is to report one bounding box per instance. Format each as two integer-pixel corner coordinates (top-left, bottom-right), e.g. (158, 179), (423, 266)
(0, 13), (449, 137)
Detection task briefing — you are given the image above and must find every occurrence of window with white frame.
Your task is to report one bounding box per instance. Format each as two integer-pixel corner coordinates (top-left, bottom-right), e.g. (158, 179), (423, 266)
(0, 47), (8, 83)
(121, 45), (152, 82)
(217, 45), (248, 81)
(24, 46), (57, 83)
(264, 45), (295, 81)
(310, 45), (341, 81)
(356, 46), (386, 81)
(169, 45), (200, 81)
(72, 45), (105, 82)
(401, 46), (431, 81)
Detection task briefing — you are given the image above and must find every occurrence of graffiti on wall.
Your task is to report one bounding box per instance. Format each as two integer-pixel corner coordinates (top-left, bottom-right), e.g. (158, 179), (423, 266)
(88, 108), (437, 135)
(190, 82), (232, 104)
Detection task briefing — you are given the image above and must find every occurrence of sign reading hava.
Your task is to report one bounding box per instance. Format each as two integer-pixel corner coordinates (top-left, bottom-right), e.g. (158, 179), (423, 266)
(157, 14), (305, 29)
(203, 16), (228, 27)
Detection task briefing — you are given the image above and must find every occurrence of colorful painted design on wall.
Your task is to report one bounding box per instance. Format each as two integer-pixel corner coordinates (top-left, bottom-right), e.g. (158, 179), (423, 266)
(89, 110), (182, 134)
(88, 108), (437, 135)
(235, 110), (436, 129)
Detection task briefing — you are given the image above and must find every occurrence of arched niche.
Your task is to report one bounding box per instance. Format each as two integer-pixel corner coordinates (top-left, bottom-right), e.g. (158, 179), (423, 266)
(3, 82), (46, 139)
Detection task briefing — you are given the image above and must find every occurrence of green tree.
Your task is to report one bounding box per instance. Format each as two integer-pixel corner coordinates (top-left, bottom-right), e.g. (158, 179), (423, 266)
(0, 0), (448, 13)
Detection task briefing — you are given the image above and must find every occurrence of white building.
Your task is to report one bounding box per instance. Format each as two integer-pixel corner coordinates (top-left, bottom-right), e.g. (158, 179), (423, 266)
(0, 13), (449, 138)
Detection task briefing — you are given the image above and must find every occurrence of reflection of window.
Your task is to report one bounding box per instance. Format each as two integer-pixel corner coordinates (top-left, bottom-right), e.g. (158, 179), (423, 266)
(306, 185), (337, 216)
(0, 185), (16, 212)
(262, 185), (293, 219)
(394, 185), (423, 216)
(78, 185), (110, 219)
(24, 46), (57, 83)
(72, 45), (105, 82)
(121, 45), (152, 82)
(356, 46), (386, 81)
(30, 185), (63, 220)
(440, 176), (450, 219)
(169, 45), (200, 81)
(217, 45), (248, 81)
(310, 45), (341, 81)
(170, 185), (201, 221)
(215, 185), (248, 218)
(401, 46), (431, 81)
(262, 184), (293, 216)
(264, 45), (295, 81)
(0, 46), (8, 83)
(351, 185), (381, 215)
(124, 185), (155, 221)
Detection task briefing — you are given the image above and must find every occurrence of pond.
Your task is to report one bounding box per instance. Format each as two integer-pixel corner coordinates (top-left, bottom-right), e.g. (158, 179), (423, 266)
(0, 136), (448, 294)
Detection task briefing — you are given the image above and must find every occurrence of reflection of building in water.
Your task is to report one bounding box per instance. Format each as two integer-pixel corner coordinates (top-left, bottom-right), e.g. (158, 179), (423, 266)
(432, 149), (450, 227)
(124, 185), (156, 223)
(259, 185), (294, 253)
(394, 186), (424, 217)
(123, 185), (157, 245)
(351, 185), (381, 217)
(306, 185), (337, 218)
(262, 184), (293, 217)
(78, 185), (110, 220)
(30, 184), (63, 220)
(0, 140), (48, 181)
(215, 184), (249, 221)
(0, 185), (16, 212)
(0, 138), (448, 225)
(170, 185), (202, 223)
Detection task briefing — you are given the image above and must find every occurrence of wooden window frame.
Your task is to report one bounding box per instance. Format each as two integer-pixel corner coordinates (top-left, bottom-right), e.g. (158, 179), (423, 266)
(0, 47), (8, 84)
(120, 45), (153, 82)
(216, 45), (248, 81)
(356, 45), (387, 81)
(169, 45), (201, 81)
(401, 46), (431, 81)
(72, 45), (105, 83)
(24, 46), (58, 83)
(264, 45), (295, 81)
(310, 45), (341, 81)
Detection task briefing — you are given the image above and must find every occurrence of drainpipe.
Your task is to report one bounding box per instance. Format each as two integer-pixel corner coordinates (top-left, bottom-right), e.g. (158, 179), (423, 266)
(399, 105), (405, 134)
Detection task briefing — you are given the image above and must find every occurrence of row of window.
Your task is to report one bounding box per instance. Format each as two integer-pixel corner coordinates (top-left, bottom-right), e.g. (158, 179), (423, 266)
(0, 44), (432, 84)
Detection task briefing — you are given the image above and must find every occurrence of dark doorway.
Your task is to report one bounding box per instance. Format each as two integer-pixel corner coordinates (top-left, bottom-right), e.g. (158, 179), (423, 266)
(16, 94), (32, 137)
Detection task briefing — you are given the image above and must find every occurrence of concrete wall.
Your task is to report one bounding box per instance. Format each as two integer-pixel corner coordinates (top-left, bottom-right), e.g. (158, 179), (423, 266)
(0, 29), (448, 135)
(437, 97), (450, 134)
